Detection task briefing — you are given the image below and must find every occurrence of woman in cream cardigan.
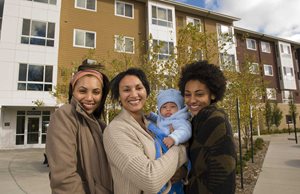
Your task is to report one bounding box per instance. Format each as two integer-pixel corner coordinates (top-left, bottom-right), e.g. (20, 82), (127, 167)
(103, 68), (187, 194)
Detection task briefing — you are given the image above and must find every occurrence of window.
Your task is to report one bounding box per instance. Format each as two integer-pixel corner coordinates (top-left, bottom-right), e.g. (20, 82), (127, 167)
(114, 35), (134, 54)
(283, 66), (294, 78)
(28, 0), (57, 5)
(152, 5), (173, 28)
(21, 19), (55, 47)
(115, 1), (133, 18)
(261, 41), (271, 53)
(18, 63), (53, 91)
(280, 44), (291, 54)
(186, 17), (201, 31)
(153, 39), (174, 60)
(219, 53), (236, 71)
(246, 38), (257, 50)
(286, 115), (293, 124)
(266, 88), (276, 100)
(282, 90), (293, 103)
(217, 24), (233, 41)
(264, 64), (273, 76)
(74, 29), (96, 48)
(249, 63), (259, 74)
(0, 0), (3, 39)
(75, 0), (96, 11)
(188, 46), (203, 61)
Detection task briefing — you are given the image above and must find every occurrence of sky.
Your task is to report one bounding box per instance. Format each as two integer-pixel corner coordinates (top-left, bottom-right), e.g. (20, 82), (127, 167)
(175, 0), (300, 43)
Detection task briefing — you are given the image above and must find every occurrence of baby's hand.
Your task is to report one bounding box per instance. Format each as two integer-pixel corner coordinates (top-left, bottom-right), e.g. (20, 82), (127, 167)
(163, 137), (175, 148)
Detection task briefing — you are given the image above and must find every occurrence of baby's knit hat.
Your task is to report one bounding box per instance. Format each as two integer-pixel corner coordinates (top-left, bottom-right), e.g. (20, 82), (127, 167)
(157, 89), (184, 112)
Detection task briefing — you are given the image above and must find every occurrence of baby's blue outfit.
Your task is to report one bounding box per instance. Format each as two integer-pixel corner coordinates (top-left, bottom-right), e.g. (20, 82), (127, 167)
(148, 106), (191, 145)
(147, 89), (192, 194)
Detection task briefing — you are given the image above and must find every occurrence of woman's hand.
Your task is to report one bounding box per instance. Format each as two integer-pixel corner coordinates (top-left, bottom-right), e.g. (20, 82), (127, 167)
(170, 165), (188, 184)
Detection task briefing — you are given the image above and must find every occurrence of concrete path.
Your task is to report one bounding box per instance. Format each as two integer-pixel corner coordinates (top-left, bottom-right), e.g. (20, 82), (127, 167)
(254, 133), (300, 194)
(0, 148), (50, 194)
(1, 133), (300, 194)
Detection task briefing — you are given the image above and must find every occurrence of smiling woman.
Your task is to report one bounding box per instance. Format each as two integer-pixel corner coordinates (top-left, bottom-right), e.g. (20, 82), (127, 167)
(103, 68), (187, 194)
(46, 60), (113, 194)
(179, 60), (236, 194)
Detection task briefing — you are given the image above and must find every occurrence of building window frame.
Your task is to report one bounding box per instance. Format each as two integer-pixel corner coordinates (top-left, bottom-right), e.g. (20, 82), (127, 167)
(246, 38), (257, 50)
(283, 66), (294, 78)
(219, 53), (237, 71)
(21, 19), (55, 47)
(115, 1), (134, 19)
(151, 5), (173, 28)
(73, 29), (96, 49)
(264, 64), (273, 76)
(249, 62), (259, 74)
(186, 16), (201, 31)
(17, 63), (53, 91)
(27, 0), (57, 5)
(75, 0), (96, 11)
(217, 24), (233, 42)
(114, 35), (135, 54)
(280, 44), (291, 55)
(266, 88), (276, 100)
(261, 41), (271, 53)
(282, 90), (293, 103)
(152, 39), (174, 60)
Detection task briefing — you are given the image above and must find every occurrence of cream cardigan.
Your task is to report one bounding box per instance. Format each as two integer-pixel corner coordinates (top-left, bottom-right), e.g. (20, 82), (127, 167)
(103, 109), (187, 194)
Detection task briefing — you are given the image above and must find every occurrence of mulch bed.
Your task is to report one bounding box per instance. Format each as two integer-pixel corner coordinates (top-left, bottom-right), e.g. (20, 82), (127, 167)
(235, 141), (270, 194)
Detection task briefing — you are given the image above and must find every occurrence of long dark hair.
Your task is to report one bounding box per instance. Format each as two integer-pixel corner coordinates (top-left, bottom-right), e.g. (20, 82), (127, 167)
(68, 62), (110, 119)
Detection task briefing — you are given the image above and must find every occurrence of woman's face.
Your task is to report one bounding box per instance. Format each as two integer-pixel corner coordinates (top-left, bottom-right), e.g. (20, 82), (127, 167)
(119, 75), (147, 115)
(73, 75), (102, 114)
(184, 80), (212, 116)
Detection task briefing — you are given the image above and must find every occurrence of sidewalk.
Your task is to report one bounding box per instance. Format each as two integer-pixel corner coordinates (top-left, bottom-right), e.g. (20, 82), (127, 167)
(0, 148), (50, 194)
(254, 133), (300, 194)
(1, 133), (300, 194)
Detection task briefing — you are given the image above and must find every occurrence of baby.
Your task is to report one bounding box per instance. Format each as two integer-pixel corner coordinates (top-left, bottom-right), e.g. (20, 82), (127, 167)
(147, 89), (191, 194)
(148, 88), (191, 148)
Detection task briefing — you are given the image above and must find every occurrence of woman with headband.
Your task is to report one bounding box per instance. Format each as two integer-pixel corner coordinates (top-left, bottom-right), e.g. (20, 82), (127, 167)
(46, 60), (113, 194)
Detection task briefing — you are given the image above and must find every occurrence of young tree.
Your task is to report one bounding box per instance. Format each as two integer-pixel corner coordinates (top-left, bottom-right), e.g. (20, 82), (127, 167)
(272, 102), (283, 129)
(288, 94), (298, 123)
(264, 100), (273, 132)
(221, 54), (265, 148)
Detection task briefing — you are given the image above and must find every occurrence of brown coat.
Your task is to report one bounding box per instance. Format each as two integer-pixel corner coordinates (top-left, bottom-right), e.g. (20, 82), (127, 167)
(46, 98), (113, 194)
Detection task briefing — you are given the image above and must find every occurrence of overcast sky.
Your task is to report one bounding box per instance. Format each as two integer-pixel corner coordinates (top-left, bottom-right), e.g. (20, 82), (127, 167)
(175, 0), (300, 42)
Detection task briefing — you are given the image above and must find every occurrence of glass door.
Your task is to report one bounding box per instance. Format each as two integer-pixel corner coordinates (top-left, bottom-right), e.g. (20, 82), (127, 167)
(26, 116), (40, 144)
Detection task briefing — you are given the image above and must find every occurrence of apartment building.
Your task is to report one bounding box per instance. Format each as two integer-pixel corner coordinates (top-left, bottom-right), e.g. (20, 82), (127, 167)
(235, 27), (300, 129)
(0, 0), (61, 149)
(1, 0), (299, 149)
(0, 0), (239, 149)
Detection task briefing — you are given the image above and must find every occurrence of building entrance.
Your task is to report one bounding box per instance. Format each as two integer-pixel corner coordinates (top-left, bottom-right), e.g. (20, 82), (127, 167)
(16, 110), (50, 148)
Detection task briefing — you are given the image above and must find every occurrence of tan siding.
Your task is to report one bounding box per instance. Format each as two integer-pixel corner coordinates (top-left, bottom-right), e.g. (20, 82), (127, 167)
(58, 0), (147, 87)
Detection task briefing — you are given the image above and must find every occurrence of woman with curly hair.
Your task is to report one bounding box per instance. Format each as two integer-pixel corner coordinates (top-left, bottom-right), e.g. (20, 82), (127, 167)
(178, 60), (236, 194)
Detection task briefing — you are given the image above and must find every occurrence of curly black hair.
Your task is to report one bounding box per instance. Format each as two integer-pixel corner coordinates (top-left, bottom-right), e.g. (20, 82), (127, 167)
(68, 61), (110, 119)
(110, 68), (150, 101)
(178, 60), (226, 103)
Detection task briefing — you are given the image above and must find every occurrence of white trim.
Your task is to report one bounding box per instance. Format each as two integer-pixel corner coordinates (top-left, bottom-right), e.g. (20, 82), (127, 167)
(73, 29), (96, 49)
(261, 41), (271, 53)
(186, 16), (201, 32)
(263, 64), (273, 76)
(75, 0), (97, 12)
(266, 88), (276, 100)
(246, 38), (257, 50)
(115, 1), (134, 19)
(114, 35), (135, 54)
